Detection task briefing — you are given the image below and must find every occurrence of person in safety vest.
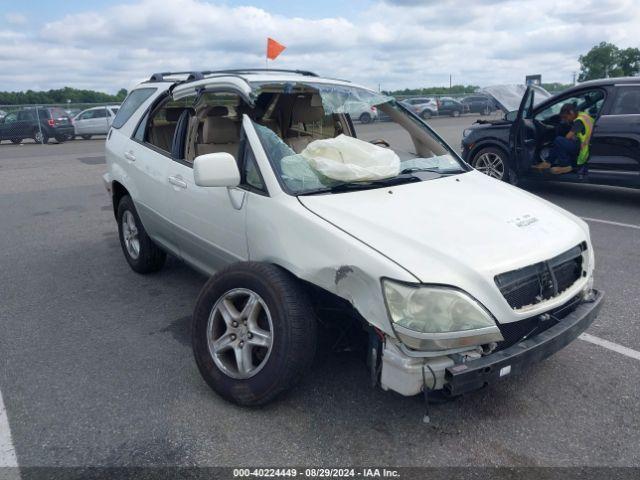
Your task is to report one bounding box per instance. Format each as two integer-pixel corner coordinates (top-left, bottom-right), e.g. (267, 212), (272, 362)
(533, 103), (594, 174)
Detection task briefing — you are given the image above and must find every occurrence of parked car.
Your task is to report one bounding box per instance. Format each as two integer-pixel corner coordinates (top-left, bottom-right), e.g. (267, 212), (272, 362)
(104, 69), (602, 406)
(0, 107), (74, 144)
(73, 105), (120, 139)
(437, 97), (469, 117)
(461, 95), (496, 115)
(401, 97), (438, 119)
(0, 109), (6, 121)
(462, 78), (640, 189)
(343, 100), (378, 124)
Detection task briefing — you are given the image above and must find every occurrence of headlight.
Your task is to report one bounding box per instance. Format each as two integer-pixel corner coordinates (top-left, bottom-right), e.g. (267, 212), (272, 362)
(382, 280), (502, 350)
(463, 128), (473, 138)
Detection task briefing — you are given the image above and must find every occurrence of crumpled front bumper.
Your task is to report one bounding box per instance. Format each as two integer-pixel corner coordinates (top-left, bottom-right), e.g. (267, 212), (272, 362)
(444, 290), (604, 396)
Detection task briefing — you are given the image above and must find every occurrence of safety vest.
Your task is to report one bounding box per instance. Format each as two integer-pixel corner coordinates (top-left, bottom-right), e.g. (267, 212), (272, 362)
(575, 112), (594, 166)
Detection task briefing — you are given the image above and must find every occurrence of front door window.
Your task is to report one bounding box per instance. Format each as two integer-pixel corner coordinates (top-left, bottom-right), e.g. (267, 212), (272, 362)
(535, 90), (605, 124)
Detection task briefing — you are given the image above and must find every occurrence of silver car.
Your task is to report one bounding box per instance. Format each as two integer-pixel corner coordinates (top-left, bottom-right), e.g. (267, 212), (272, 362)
(401, 97), (439, 119)
(73, 105), (119, 139)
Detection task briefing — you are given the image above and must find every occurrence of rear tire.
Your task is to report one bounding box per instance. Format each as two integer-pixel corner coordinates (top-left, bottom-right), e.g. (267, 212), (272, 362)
(359, 112), (372, 124)
(10, 138), (21, 144)
(452, 110), (460, 117)
(81, 135), (92, 140)
(55, 135), (66, 143)
(193, 262), (317, 406)
(33, 130), (48, 144)
(420, 110), (432, 120)
(116, 195), (166, 273)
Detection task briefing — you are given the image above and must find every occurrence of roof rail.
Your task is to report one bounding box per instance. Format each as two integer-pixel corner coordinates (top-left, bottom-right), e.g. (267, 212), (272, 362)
(149, 68), (319, 83)
(149, 71), (205, 82)
(201, 68), (319, 77)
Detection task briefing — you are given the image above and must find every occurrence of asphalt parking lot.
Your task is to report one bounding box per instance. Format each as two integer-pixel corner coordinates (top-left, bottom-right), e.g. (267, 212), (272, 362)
(1, 116), (639, 468)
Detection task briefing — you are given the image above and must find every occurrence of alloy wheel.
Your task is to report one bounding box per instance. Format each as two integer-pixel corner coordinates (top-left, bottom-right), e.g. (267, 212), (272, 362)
(475, 152), (505, 179)
(121, 210), (140, 259)
(207, 288), (274, 379)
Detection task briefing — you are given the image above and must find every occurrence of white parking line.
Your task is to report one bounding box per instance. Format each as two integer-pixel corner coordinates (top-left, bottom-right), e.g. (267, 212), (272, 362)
(581, 217), (640, 230)
(0, 389), (18, 468)
(579, 333), (640, 361)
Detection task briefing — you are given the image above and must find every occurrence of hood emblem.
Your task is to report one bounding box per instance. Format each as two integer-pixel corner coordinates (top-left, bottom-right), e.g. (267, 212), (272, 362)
(508, 214), (539, 228)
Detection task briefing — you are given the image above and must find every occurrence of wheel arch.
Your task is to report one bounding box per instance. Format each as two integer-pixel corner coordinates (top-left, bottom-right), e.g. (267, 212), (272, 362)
(111, 181), (129, 218)
(271, 262), (369, 324)
(467, 139), (511, 165)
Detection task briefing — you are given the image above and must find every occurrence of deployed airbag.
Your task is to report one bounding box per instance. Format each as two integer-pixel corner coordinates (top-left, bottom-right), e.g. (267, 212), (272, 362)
(300, 135), (400, 182)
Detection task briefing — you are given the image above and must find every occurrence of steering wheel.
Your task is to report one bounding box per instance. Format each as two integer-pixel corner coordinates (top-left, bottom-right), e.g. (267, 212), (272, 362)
(370, 139), (390, 148)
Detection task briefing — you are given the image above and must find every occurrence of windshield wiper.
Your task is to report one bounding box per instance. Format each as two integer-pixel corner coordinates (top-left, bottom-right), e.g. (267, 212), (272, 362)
(297, 174), (420, 196)
(401, 167), (463, 175)
(400, 167), (440, 174)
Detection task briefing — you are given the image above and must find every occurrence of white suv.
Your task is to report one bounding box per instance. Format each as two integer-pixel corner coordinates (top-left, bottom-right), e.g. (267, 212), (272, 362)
(73, 105), (120, 139)
(104, 69), (603, 406)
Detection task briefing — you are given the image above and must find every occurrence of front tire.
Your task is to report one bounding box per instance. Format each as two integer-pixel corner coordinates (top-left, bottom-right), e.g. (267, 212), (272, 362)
(471, 146), (517, 184)
(81, 135), (92, 140)
(116, 195), (166, 273)
(359, 112), (372, 124)
(193, 262), (317, 406)
(10, 138), (21, 144)
(451, 110), (460, 117)
(420, 110), (432, 120)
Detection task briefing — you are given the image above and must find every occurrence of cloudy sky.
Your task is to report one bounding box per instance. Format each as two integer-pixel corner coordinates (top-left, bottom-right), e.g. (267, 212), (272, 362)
(0, 0), (638, 93)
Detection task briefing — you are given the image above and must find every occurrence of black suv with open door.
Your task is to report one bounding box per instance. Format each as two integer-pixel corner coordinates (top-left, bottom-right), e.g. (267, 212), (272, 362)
(461, 78), (640, 189)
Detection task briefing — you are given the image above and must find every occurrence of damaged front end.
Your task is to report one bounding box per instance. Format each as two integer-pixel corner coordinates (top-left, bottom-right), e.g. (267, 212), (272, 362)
(376, 283), (602, 398)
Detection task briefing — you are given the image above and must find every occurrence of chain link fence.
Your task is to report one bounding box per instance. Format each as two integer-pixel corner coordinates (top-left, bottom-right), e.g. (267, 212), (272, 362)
(0, 103), (120, 145)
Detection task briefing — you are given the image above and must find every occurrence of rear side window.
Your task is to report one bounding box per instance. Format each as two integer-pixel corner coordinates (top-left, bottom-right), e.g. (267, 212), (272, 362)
(611, 87), (640, 115)
(18, 110), (36, 121)
(144, 98), (193, 154)
(112, 88), (156, 129)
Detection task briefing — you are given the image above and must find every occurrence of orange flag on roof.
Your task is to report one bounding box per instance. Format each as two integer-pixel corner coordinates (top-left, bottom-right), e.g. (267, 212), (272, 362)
(267, 37), (286, 60)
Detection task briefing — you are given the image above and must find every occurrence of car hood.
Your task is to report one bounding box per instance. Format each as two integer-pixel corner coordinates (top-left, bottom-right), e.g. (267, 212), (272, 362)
(481, 84), (552, 113)
(298, 171), (588, 288)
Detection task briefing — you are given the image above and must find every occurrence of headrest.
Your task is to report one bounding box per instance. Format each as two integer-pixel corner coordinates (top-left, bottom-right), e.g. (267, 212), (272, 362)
(165, 107), (187, 122)
(202, 116), (239, 144)
(207, 106), (229, 117)
(291, 94), (324, 124)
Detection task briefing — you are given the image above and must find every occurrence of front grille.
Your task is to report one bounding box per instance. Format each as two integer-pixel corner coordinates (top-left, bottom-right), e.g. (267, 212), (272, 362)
(496, 294), (582, 350)
(495, 243), (586, 310)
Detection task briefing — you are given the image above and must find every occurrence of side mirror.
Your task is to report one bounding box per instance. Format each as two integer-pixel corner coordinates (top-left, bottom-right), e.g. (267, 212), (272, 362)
(193, 152), (241, 187)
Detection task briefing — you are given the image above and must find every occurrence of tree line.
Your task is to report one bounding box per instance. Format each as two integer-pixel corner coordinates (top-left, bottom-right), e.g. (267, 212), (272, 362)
(0, 87), (128, 106)
(579, 42), (640, 81)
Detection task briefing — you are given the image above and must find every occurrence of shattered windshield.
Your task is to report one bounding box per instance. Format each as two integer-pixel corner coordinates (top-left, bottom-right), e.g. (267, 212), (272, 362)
(249, 81), (467, 195)
(481, 84), (551, 113)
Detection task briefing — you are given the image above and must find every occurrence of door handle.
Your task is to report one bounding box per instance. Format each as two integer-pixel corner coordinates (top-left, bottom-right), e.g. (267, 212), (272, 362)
(124, 151), (136, 162)
(168, 175), (188, 189)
